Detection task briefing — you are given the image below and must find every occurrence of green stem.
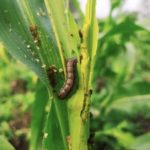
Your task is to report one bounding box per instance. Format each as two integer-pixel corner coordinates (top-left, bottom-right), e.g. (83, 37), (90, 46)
(67, 88), (90, 150)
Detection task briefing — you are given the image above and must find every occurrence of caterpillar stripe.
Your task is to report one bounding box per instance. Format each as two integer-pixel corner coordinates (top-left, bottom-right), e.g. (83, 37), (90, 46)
(59, 58), (77, 99)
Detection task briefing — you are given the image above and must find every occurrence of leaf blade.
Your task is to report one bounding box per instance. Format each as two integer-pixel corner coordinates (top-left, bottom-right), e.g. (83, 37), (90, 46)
(0, 136), (15, 150)
(30, 81), (49, 150)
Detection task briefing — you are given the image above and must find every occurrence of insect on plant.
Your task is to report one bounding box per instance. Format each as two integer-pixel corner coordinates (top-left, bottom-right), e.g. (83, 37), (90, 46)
(59, 58), (77, 99)
(47, 65), (57, 89)
(0, 0), (98, 150)
(29, 24), (41, 45)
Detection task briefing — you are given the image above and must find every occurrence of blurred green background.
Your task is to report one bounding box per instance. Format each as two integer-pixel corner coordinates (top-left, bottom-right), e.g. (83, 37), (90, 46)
(0, 43), (37, 150)
(0, 0), (150, 150)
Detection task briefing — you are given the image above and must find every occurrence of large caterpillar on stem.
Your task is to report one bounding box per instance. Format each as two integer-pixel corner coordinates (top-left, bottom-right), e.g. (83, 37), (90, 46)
(59, 58), (77, 99)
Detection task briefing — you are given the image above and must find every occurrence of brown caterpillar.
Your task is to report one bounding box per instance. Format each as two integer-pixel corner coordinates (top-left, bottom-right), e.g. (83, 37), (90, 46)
(59, 58), (77, 99)
(47, 65), (57, 89)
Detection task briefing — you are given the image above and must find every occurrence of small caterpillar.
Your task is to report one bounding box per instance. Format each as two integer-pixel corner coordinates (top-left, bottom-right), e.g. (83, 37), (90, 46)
(59, 58), (77, 99)
(29, 25), (40, 45)
(47, 65), (57, 89)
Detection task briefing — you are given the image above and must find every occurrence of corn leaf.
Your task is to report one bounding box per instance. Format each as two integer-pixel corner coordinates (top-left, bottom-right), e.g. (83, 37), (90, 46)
(0, 0), (61, 85)
(30, 81), (49, 150)
(129, 133), (150, 150)
(42, 100), (69, 150)
(0, 136), (15, 150)
(107, 95), (150, 115)
(0, 1), (70, 150)
(44, 0), (80, 67)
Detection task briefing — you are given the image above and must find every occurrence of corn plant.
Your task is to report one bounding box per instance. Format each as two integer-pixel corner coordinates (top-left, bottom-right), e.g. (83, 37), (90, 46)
(0, 0), (98, 149)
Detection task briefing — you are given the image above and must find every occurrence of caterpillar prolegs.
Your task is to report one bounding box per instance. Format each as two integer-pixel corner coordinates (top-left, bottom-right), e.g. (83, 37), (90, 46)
(59, 58), (77, 99)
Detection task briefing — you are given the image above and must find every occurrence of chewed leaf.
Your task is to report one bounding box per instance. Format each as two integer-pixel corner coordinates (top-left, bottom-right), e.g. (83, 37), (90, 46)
(44, 0), (80, 62)
(80, 0), (98, 88)
(84, 0), (98, 59)
(0, 0), (61, 85)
